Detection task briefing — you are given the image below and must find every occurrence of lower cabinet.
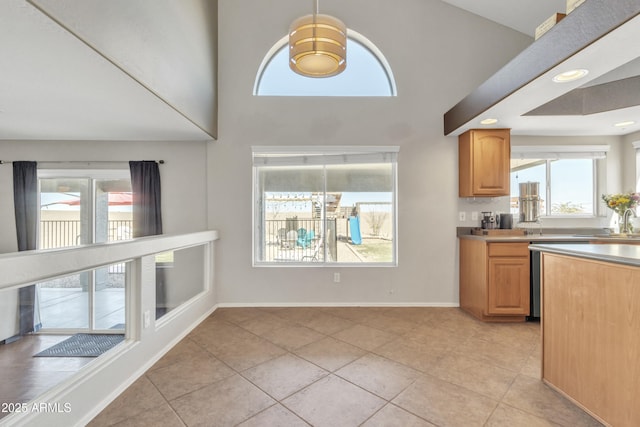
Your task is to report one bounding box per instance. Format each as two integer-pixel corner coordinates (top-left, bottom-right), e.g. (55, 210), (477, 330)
(460, 239), (530, 322)
(541, 251), (640, 426)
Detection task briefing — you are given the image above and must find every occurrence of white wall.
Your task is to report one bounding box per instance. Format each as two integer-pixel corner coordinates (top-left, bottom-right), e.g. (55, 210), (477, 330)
(622, 130), (640, 191)
(0, 160), (20, 341)
(209, 0), (532, 305)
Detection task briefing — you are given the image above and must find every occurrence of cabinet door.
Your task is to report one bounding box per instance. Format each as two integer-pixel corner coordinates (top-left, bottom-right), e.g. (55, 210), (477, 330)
(471, 130), (510, 196)
(487, 256), (530, 315)
(459, 129), (510, 197)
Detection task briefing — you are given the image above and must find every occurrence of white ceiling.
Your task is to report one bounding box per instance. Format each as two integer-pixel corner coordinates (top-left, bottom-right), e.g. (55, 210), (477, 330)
(440, 0), (568, 36)
(0, 0), (216, 141)
(0, 0), (637, 140)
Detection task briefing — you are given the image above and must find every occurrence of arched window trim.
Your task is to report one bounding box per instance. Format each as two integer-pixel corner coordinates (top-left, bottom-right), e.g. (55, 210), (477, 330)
(253, 29), (397, 96)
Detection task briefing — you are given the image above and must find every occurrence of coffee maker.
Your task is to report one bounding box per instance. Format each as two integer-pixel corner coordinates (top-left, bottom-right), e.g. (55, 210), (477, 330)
(481, 212), (498, 229)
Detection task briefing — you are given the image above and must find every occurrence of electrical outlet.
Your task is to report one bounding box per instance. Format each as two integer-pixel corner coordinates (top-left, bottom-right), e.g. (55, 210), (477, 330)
(459, 211), (466, 221)
(333, 272), (341, 283)
(471, 211), (479, 221)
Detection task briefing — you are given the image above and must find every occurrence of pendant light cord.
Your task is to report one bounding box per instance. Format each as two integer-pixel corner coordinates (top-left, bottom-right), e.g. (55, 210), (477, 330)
(312, 0), (318, 50)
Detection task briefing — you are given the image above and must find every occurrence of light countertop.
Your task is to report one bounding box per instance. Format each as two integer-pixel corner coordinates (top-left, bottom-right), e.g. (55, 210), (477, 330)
(457, 228), (640, 244)
(457, 234), (592, 243)
(529, 243), (640, 267)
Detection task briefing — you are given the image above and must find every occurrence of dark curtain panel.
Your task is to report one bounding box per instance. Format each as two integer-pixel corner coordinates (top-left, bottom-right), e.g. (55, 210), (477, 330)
(129, 161), (165, 317)
(129, 161), (163, 237)
(13, 161), (41, 335)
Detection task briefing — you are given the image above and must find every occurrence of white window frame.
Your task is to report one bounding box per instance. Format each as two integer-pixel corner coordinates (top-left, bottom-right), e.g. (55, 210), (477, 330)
(634, 140), (640, 192)
(511, 145), (608, 218)
(252, 146), (399, 267)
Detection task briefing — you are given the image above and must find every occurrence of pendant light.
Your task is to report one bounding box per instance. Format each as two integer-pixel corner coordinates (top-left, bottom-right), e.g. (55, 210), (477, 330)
(289, 0), (346, 78)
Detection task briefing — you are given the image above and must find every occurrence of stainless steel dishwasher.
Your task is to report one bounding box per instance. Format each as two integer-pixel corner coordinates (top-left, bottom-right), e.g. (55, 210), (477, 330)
(529, 239), (589, 320)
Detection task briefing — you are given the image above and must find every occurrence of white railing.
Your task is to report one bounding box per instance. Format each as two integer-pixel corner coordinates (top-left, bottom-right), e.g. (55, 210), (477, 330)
(0, 230), (219, 427)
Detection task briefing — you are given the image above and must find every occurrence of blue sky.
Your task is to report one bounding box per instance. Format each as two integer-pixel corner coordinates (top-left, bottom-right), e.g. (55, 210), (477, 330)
(510, 159), (594, 214)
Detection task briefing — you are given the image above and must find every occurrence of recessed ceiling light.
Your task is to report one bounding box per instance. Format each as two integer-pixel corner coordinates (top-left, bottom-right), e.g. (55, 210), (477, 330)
(614, 120), (636, 128)
(552, 69), (589, 83)
(480, 118), (498, 125)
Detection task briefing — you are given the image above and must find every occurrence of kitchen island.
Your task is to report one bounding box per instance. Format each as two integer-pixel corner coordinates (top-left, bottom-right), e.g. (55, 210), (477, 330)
(530, 243), (640, 427)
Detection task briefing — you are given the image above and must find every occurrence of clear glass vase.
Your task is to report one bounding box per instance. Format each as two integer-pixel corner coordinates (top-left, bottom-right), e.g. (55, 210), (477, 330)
(617, 210), (634, 234)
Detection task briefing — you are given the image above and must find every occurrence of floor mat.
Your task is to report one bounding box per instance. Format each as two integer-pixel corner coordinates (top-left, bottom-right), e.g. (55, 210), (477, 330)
(34, 333), (124, 357)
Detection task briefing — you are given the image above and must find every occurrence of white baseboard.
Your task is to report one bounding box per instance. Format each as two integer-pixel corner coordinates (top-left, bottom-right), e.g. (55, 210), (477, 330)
(217, 302), (459, 308)
(76, 304), (219, 426)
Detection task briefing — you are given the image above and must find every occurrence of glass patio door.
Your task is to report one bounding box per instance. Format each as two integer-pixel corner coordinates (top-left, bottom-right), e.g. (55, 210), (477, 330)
(37, 172), (132, 332)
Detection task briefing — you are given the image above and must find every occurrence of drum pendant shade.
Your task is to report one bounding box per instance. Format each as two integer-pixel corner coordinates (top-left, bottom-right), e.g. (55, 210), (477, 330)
(289, 12), (346, 78)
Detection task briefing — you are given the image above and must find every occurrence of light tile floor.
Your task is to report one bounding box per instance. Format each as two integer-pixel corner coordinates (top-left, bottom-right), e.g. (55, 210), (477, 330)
(0, 334), (94, 421)
(0, 287), (125, 421)
(89, 307), (604, 427)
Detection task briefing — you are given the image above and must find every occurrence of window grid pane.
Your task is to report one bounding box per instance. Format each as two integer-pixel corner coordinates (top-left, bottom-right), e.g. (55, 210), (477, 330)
(254, 155), (397, 265)
(510, 158), (595, 217)
(549, 159), (594, 215)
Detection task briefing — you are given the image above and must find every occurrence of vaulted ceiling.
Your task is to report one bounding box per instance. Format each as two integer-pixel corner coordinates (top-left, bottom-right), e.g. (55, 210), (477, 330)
(440, 0), (567, 36)
(1, 0), (637, 140)
(0, 0), (217, 141)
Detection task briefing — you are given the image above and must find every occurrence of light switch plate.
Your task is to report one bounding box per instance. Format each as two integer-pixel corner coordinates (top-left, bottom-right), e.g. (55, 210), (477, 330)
(143, 310), (151, 328)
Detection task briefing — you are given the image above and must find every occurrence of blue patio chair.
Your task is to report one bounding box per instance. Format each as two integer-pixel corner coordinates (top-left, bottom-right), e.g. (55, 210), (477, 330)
(296, 228), (314, 248)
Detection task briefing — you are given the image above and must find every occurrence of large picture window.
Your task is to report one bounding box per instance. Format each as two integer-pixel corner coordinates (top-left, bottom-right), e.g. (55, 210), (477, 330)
(253, 147), (398, 266)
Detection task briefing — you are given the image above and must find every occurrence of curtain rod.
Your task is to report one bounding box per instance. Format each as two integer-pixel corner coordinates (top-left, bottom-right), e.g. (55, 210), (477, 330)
(0, 160), (165, 165)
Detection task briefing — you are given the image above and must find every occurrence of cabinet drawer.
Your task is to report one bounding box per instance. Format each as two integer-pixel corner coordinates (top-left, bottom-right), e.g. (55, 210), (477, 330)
(488, 243), (529, 257)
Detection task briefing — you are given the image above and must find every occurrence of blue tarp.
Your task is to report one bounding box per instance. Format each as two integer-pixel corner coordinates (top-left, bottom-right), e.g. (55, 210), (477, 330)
(349, 217), (362, 245)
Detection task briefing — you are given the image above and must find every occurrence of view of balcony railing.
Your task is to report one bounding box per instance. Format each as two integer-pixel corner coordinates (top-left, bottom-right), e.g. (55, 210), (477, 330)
(262, 218), (337, 262)
(39, 220), (133, 249)
(40, 220), (81, 249)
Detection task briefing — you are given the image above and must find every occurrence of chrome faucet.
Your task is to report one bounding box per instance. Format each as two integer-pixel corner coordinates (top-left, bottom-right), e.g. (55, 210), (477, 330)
(621, 208), (636, 234)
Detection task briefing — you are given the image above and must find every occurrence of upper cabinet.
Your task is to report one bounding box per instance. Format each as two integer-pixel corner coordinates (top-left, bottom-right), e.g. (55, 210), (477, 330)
(459, 129), (510, 197)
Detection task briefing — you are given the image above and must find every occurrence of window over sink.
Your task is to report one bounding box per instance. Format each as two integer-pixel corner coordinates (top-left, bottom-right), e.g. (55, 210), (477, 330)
(510, 145), (608, 218)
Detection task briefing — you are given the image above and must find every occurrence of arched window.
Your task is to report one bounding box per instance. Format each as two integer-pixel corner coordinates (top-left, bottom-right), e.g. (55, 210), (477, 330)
(254, 30), (397, 97)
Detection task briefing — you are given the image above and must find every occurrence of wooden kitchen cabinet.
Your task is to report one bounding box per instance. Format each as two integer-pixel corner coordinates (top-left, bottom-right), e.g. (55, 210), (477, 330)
(459, 239), (530, 322)
(458, 128), (510, 197)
